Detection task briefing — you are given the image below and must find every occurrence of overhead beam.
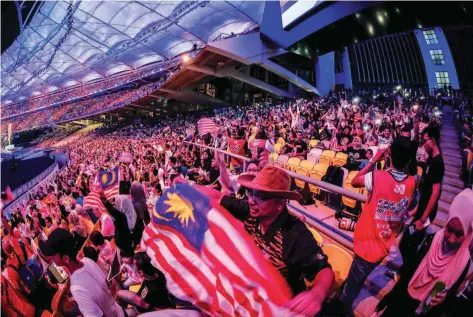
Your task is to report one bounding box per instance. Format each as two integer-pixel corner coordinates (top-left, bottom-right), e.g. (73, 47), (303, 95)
(206, 32), (319, 95)
(188, 64), (293, 98)
(157, 87), (228, 107)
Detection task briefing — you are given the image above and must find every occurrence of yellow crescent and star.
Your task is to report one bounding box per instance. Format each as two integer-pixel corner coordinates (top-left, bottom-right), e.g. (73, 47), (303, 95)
(101, 170), (116, 185)
(153, 192), (195, 228)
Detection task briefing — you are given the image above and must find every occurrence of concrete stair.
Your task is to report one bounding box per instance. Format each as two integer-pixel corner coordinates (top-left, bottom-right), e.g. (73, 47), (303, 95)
(354, 105), (466, 317)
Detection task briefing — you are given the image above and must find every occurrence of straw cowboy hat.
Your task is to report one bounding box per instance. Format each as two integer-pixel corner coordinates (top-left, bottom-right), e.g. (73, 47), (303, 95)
(238, 165), (301, 201)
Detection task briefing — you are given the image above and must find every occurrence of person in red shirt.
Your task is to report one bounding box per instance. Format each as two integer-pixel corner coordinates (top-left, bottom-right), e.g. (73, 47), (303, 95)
(338, 137), (416, 317)
(227, 128), (247, 173)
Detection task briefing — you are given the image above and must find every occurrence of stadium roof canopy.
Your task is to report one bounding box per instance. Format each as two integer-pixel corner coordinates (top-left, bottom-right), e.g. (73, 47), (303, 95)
(1, 0), (264, 104)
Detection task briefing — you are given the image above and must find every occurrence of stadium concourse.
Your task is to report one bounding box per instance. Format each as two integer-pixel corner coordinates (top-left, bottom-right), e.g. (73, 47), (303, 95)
(2, 1), (473, 317)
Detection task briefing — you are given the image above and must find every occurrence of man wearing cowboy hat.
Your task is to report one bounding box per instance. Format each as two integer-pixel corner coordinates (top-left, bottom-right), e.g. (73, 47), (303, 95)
(193, 165), (334, 316)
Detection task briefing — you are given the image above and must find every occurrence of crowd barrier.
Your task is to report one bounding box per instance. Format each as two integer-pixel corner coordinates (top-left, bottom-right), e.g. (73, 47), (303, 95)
(184, 141), (367, 250)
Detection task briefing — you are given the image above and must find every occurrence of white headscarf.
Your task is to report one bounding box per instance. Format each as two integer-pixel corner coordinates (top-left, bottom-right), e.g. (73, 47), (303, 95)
(114, 195), (136, 230)
(408, 189), (473, 302)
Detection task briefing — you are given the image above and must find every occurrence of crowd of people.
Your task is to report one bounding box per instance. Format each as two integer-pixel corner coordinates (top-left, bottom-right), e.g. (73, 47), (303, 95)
(0, 58), (184, 118)
(1, 80), (166, 134)
(2, 86), (473, 317)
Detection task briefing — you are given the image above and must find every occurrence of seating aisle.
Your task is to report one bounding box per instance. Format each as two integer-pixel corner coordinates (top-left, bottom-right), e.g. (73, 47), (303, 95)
(436, 105), (465, 227)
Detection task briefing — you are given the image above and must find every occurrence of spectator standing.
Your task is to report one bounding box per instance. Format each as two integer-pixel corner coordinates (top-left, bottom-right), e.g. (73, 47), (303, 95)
(339, 138), (416, 316)
(39, 228), (125, 317)
(399, 125), (444, 268)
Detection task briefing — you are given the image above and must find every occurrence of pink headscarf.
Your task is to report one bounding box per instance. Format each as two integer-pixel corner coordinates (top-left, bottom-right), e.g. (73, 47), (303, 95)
(408, 189), (473, 302)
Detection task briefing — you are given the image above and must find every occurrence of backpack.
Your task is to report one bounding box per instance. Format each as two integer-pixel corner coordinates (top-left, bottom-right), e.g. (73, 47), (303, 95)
(7, 242), (43, 293)
(322, 165), (344, 187)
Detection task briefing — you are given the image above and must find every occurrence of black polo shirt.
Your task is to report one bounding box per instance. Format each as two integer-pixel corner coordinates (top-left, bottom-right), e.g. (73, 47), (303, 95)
(220, 195), (331, 295)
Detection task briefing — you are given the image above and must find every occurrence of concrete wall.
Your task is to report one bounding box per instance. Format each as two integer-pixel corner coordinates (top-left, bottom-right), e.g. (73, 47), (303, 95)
(414, 27), (460, 89)
(334, 48), (353, 89)
(316, 52), (335, 95)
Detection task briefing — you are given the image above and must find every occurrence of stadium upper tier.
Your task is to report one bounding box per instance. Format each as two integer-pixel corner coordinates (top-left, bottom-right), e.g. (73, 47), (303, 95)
(1, 0), (263, 107)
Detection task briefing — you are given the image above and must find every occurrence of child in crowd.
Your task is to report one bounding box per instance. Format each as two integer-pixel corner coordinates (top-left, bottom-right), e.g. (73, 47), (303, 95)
(120, 249), (143, 289)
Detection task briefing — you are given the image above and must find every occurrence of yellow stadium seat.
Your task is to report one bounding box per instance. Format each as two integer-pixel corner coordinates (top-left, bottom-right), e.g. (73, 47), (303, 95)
(309, 139), (319, 149)
(129, 284), (141, 292)
(308, 163), (329, 195)
(274, 154), (289, 169)
(285, 157), (301, 172)
(294, 160), (316, 189)
(377, 160), (385, 170)
(270, 152), (279, 164)
(322, 244), (353, 291)
(319, 150), (336, 165)
(346, 171), (358, 183)
(274, 143), (282, 154)
(306, 225), (323, 246)
(332, 152), (348, 167)
(342, 171), (364, 209)
(342, 183), (364, 209)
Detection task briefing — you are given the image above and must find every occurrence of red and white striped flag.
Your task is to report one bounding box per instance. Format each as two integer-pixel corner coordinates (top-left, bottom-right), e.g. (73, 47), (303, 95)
(97, 167), (120, 200)
(83, 191), (107, 214)
(419, 122), (429, 133)
(141, 183), (293, 317)
(198, 118), (217, 137)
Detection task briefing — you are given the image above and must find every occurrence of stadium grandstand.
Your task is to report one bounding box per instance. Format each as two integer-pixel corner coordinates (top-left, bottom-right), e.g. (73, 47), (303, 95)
(1, 1), (473, 317)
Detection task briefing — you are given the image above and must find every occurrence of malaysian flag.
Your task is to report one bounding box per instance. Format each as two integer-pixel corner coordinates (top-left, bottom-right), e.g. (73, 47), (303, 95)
(198, 118), (217, 137)
(98, 167), (120, 200)
(83, 191), (107, 214)
(141, 183), (293, 316)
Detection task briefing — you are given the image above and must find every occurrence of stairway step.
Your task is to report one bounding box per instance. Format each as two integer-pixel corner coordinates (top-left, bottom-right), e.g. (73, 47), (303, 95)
(354, 288), (380, 317)
(440, 131), (459, 137)
(444, 169), (460, 179)
(440, 190), (457, 204)
(441, 134), (458, 140)
(442, 157), (462, 166)
(438, 200), (451, 214)
(427, 223), (444, 233)
(442, 151), (462, 159)
(442, 183), (463, 195)
(384, 248), (403, 271)
(363, 265), (398, 299)
(443, 176), (465, 188)
(445, 165), (461, 174)
(433, 211), (449, 227)
(440, 143), (461, 151)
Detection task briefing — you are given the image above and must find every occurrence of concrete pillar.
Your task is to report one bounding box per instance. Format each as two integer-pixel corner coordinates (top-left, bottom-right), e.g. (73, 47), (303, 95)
(315, 52), (335, 95)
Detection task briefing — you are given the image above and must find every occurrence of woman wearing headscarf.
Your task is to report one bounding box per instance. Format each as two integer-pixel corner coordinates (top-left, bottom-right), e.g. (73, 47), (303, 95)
(130, 182), (149, 246)
(376, 188), (473, 317)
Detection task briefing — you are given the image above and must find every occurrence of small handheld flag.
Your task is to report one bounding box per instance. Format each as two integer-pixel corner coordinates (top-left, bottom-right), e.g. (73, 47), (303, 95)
(98, 167), (120, 200)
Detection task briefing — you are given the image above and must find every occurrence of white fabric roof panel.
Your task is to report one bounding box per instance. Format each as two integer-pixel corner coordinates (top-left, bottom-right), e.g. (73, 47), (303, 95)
(1, 0), (264, 103)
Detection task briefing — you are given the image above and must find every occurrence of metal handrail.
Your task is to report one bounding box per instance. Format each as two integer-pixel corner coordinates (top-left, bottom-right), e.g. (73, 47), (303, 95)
(184, 141), (367, 202)
(184, 141), (250, 164)
(185, 141), (363, 250)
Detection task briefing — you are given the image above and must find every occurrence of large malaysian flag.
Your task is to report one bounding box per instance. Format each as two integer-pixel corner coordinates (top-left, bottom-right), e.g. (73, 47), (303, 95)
(141, 182), (293, 316)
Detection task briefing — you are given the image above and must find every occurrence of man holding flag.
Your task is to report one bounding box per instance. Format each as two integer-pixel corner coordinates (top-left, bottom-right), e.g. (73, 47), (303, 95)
(142, 165), (334, 316)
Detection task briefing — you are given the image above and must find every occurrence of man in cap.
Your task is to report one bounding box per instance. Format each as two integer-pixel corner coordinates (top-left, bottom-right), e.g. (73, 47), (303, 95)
(195, 165), (334, 316)
(39, 228), (125, 317)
